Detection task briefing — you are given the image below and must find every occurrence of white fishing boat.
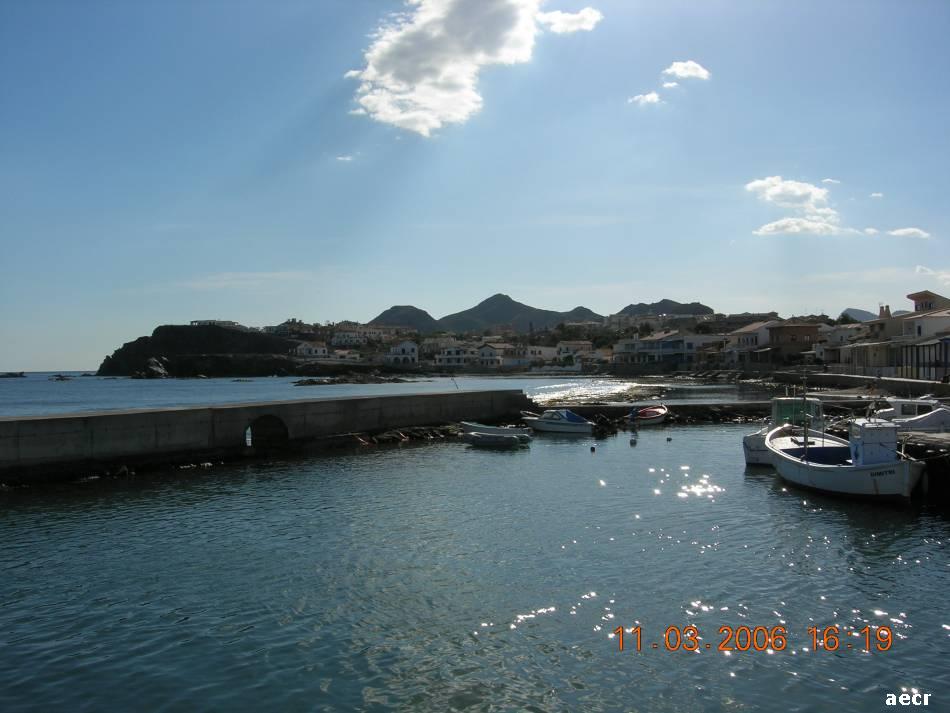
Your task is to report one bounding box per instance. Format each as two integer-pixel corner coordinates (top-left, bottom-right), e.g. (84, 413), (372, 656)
(460, 421), (533, 437)
(520, 409), (594, 434)
(463, 431), (531, 448)
(764, 419), (924, 499)
(743, 397), (825, 466)
(632, 404), (668, 426)
(874, 397), (942, 420)
(870, 397), (950, 432)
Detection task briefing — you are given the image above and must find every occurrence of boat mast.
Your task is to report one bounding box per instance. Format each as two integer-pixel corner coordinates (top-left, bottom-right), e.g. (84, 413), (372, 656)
(801, 369), (809, 462)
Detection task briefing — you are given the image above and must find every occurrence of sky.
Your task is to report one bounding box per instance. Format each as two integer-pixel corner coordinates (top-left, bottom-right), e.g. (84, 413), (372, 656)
(1, 0), (948, 370)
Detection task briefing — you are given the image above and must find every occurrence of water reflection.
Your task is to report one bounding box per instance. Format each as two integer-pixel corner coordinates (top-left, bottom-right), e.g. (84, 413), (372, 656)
(1, 424), (948, 711)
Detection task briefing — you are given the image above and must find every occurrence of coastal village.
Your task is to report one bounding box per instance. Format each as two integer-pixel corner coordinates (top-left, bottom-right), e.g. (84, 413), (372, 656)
(187, 288), (950, 381)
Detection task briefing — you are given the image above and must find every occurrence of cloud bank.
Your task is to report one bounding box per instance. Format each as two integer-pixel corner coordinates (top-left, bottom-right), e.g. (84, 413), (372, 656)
(745, 175), (933, 239)
(347, 1), (602, 136)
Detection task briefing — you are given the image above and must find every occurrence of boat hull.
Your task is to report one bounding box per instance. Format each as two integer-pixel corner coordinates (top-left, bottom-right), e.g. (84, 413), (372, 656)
(634, 405), (668, 426)
(460, 421), (532, 437)
(522, 418), (592, 434)
(463, 432), (530, 448)
(765, 426), (924, 499)
(742, 428), (771, 465)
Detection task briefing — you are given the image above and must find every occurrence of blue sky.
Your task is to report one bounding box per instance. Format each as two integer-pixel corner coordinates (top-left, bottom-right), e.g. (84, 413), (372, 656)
(1, 0), (948, 370)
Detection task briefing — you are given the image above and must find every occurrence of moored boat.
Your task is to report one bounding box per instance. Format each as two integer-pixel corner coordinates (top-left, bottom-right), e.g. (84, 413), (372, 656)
(463, 431), (531, 448)
(872, 397), (950, 432)
(633, 404), (668, 426)
(764, 419), (924, 499)
(743, 397), (826, 466)
(460, 421), (532, 437)
(521, 409), (594, 434)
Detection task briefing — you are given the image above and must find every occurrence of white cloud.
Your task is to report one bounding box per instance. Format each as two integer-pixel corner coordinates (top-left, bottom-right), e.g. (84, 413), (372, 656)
(752, 217), (840, 236)
(662, 81), (678, 89)
(916, 265), (950, 284)
(745, 176), (830, 213)
(745, 175), (854, 236)
(628, 91), (661, 106)
(336, 155), (353, 162)
(888, 227), (931, 239)
(662, 60), (711, 80)
(864, 228), (879, 235)
(346, 0), (601, 136)
(870, 192), (884, 199)
(536, 7), (603, 33)
(821, 178), (840, 184)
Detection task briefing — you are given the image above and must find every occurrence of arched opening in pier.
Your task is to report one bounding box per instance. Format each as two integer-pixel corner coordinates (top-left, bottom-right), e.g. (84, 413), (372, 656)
(245, 414), (289, 448)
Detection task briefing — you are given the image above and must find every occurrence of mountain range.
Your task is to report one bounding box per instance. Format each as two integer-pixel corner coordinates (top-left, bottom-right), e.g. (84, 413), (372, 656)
(370, 294), (713, 334)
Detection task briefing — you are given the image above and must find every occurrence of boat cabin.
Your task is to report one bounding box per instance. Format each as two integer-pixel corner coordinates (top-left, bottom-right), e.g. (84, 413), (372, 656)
(770, 397), (824, 428)
(849, 419), (900, 466)
(879, 398), (939, 419)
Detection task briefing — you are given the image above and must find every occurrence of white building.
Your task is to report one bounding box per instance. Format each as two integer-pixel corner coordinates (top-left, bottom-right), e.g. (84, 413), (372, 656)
(435, 345), (479, 367)
(556, 340), (593, 358)
(294, 341), (329, 358)
(900, 309), (950, 340)
(331, 330), (367, 347)
(190, 319), (247, 330)
(517, 345), (558, 364)
(384, 340), (418, 365)
(612, 337), (639, 364)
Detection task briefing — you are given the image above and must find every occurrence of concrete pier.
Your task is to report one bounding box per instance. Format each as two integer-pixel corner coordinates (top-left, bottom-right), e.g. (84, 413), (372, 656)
(0, 390), (531, 480)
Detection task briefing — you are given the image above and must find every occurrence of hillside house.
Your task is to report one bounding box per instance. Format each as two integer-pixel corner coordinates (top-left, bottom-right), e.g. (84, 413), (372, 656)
(384, 341), (418, 365)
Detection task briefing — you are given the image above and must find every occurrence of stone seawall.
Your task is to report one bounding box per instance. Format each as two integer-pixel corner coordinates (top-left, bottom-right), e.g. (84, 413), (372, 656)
(0, 390), (532, 480)
(774, 372), (950, 397)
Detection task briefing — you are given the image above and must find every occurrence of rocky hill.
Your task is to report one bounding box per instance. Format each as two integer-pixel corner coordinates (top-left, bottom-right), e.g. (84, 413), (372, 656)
(840, 307), (877, 322)
(97, 325), (298, 377)
(436, 294), (604, 333)
(369, 305), (440, 333)
(618, 299), (713, 317)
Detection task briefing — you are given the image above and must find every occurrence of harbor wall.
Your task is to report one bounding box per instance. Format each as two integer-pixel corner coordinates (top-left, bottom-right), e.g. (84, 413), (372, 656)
(0, 390), (531, 477)
(774, 372), (950, 397)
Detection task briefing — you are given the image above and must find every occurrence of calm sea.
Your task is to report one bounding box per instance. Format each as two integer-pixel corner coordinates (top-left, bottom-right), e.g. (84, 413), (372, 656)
(1, 424), (948, 712)
(0, 373), (777, 417)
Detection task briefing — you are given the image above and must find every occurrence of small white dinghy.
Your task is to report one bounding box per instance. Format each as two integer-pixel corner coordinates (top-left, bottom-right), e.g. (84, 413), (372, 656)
(633, 404), (668, 426)
(764, 418), (924, 499)
(460, 421), (533, 437)
(463, 431), (531, 448)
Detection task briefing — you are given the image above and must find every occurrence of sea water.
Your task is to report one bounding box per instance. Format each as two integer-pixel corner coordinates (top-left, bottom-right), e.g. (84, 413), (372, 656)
(2, 424), (947, 712)
(0, 373), (775, 417)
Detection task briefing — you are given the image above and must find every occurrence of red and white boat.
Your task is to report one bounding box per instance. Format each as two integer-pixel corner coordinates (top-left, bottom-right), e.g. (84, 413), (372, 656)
(633, 404), (669, 426)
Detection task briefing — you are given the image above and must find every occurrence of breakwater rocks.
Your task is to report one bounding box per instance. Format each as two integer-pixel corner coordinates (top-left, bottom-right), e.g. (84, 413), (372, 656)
(294, 372), (410, 386)
(537, 402), (770, 438)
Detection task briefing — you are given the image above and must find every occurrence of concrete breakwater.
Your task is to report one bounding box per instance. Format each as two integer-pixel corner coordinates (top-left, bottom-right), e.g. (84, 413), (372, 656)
(0, 390), (532, 482)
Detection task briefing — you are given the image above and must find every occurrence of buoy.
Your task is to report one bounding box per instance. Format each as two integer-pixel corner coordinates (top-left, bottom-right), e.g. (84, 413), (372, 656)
(666, 436), (672, 442)
(630, 438), (637, 447)
(590, 445), (596, 453)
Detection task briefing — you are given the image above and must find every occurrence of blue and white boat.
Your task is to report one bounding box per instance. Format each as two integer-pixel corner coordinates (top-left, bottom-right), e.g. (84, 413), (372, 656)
(521, 409), (594, 434)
